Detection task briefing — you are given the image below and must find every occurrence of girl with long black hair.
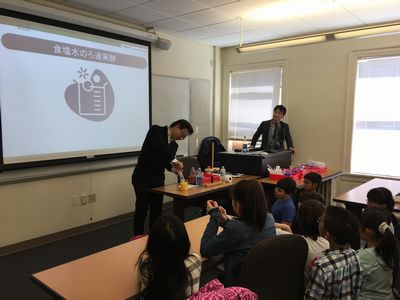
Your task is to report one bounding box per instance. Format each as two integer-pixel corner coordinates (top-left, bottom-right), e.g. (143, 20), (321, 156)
(137, 215), (201, 300)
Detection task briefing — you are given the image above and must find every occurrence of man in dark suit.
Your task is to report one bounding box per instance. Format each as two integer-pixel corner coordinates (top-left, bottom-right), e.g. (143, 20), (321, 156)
(250, 105), (295, 153)
(132, 119), (194, 235)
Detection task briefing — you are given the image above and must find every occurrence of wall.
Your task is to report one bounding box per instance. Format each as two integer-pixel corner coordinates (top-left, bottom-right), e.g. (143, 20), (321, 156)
(221, 34), (400, 173)
(0, 2), (216, 249)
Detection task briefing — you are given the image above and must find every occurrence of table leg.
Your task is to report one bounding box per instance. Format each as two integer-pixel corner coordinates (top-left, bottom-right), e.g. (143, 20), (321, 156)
(173, 198), (186, 221)
(344, 202), (364, 219)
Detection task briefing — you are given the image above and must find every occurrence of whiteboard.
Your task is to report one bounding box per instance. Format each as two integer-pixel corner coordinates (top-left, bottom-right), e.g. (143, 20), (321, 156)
(152, 75), (190, 156)
(152, 75), (212, 157)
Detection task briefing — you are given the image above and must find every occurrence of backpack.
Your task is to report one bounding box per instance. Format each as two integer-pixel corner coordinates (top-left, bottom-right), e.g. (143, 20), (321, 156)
(197, 137), (226, 170)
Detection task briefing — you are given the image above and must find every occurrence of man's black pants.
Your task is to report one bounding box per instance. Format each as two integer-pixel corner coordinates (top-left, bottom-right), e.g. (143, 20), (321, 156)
(133, 180), (164, 236)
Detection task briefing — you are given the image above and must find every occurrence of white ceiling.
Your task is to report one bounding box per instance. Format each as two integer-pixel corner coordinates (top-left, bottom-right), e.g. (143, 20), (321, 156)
(44, 0), (400, 47)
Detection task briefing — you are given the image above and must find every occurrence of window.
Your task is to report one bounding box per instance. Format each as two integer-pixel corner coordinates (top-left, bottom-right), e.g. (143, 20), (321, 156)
(228, 67), (282, 140)
(351, 55), (400, 177)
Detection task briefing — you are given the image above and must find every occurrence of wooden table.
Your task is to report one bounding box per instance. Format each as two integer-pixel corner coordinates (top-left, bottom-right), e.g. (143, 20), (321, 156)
(258, 169), (343, 206)
(32, 215), (212, 300)
(333, 178), (400, 217)
(152, 175), (259, 220)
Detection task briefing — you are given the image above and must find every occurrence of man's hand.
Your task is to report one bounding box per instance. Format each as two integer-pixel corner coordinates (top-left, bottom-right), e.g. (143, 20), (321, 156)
(172, 160), (183, 170)
(289, 147), (296, 154)
(171, 166), (181, 175)
(206, 200), (218, 213)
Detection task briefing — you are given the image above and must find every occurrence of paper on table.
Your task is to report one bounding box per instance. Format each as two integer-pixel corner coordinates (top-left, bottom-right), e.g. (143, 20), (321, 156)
(231, 173), (243, 178)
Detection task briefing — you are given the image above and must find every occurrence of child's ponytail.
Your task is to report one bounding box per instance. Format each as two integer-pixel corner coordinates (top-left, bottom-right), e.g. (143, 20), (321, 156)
(376, 221), (397, 268)
(360, 208), (397, 269)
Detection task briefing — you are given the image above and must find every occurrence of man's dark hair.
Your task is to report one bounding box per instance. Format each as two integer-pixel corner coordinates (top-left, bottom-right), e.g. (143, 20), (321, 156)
(304, 172), (322, 188)
(276, 177), (297, 195)
(298, 191), (326, 206)
(273, 105), (287, 116)
(170, 119), (194, 134)
(297, 200), (325, 240)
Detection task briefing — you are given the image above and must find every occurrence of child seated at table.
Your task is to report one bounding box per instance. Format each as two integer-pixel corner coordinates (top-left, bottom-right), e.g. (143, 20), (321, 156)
(298, 191), (326, 208)
(293, 172), (322, 208)
(296, 200), (329, 273)
(272, 177), (297, 227)
(358, 207), (397, 300)
(304, 206), (363, 299)
(200, 179), (276, 286)
(136, 215), (201, 300)
(291, 191), (326, 234)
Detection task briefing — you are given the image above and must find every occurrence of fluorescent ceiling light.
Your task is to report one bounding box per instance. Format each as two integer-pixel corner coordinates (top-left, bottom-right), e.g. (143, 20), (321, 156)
(334, 24), (400, 39)
(238, 35), (327, 53)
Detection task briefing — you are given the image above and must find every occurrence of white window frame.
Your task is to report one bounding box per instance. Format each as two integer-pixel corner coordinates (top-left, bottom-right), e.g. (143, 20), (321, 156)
(343, 47), (400, 177)
(222, 60), (288, 146)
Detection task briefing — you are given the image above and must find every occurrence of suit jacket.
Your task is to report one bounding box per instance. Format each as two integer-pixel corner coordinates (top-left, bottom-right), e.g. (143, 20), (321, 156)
(132, 125), (178, 186)
(250, 120), (293, 150)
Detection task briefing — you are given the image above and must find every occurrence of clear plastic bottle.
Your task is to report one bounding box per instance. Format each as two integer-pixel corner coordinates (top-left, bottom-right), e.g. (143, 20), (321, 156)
(196, 168), (203, 187)
(220, 166), (226, 177)
(242, 136), (248, 152)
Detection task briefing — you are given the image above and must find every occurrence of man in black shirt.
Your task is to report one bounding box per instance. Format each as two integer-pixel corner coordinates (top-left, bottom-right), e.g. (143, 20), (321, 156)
(132, 119), (193, 235)
(250, 105), (295, 153)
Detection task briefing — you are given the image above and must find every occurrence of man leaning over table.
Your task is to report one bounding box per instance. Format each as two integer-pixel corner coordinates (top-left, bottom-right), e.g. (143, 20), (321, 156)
(132, 119), (194, 236)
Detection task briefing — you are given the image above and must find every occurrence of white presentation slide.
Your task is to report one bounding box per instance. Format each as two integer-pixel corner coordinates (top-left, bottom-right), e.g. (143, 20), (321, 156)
(0, 14), (150, 166)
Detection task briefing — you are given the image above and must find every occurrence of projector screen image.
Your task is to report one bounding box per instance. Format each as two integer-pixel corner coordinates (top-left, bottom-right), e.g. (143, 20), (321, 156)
(0, 11), (151, 168)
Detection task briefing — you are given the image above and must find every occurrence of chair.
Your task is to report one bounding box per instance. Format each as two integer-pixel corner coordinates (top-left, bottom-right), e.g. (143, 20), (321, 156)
(178, 156), (201, 179)
(239, 234), (308, 300)
(197, 136), (226, 170)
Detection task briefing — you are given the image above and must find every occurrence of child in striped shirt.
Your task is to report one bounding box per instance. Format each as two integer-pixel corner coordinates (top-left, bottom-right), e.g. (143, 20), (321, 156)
(305, 206), (363, 299)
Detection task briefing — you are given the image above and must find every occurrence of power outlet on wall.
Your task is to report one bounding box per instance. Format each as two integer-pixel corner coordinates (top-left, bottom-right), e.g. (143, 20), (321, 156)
(88, 193), (96, 203)
(72, 195), (80, 206)
(80, 194), (88, 205)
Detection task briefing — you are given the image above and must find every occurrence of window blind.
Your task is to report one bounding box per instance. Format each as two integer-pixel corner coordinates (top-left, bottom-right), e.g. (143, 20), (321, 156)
(229, 67), (282, 140)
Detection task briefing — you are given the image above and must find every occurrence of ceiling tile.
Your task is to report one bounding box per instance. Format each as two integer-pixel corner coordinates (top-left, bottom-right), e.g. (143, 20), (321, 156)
(123, 0), (154, 5)
(290, 1), (364, 31)
(113, 5), (172, 24)
(242, 28), (281, 42)
(193, 0), (240, 8)
(63, 0), (133, 14)
(200, 33), (242, 47)
(151, 17), (198, 33)
(244, 17), (317, 37)
(179, 8), (234, 26)
(141, 0), (208, 16)
(176, 18), (241, 38)
(337, 0), (400, 24)
(42, 0), (400, 47)
(215, 0), (280, 19)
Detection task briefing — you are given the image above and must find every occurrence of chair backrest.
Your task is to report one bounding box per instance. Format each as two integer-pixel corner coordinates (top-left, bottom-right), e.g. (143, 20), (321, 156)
(179, 156), (201, 179)
(240, 234), (308, 300)
(197, 136), (226, 170)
